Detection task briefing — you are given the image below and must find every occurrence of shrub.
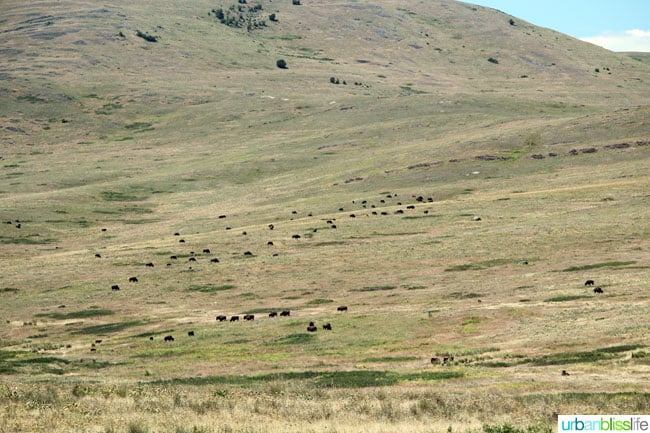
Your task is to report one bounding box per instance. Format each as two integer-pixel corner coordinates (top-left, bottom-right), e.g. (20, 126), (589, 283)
(488, 57), (499, 64)
(276, 59), (287, 69)
(269, 13), (278, 22)
(135, 30), (158, 43)
(292, 0), (301, 4)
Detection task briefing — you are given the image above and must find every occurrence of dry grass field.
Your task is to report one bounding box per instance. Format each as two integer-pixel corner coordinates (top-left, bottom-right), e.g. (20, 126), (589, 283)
(1, 0), (649, 432)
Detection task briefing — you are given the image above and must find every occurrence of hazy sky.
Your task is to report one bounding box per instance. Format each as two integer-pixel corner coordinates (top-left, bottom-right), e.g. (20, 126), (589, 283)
(466, 0), (650, 52)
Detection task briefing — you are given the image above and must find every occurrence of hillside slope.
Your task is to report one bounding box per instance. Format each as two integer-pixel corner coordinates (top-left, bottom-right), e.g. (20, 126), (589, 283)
(1, 1), (649, 430)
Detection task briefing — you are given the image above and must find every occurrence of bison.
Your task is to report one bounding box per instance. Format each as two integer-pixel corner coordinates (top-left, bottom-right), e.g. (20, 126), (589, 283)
(584, 279), (595, 286)
(230, 315), (240, 322)
(216, 315), (227, 322)
(129, 277), (138, 283)
(243, 314), (255, 321)
(111, 285), (120, 291)
(268, 312), (278, 318)
(322, 323), (332, 330)
(337, 306), (348, 312)
(280, 310), (291, 317)
(188, 331), (195, 336)
(593, 287), (604, 294)
(307, 322), (317, 332)
(210, 258), (220, 263)
(164, 335), (174, 342)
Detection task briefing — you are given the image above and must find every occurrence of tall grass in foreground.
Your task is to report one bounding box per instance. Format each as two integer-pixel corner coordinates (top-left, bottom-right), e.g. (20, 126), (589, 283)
(1, 381), (648, 432)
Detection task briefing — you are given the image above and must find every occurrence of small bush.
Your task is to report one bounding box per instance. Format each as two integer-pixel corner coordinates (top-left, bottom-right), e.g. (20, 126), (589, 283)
(135, 30), (158, 43)
(292, 0), (301, 4)
(276, 59), (288, 69)
(488, 57), (499, 64)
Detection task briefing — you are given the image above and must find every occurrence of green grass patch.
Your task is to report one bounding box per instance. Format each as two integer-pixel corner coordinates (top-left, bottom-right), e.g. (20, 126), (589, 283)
(448, 292), (483, 299)
(529, 345), (643, 366)
(124, 122), (153, 130)
(17, 95), (46, 103)
(0, 236), (57, 245)
(362, 356), (419, 363)
(188, 284), (236, 293)
(100, 191), (147, 202)
(306, 298), (333, 305)
(268, 333), (316, 345)
(350, 285), (396, 292)
(561, 261), (637, 272)
(445, 259), (511, 272)
(35, 309), (114, 320)
(1, 287), (19, 293)
(402, 214), (441, 220)
(71, 321), (143, 335)
(543, 295), (590, 302)
(152, 370), (463, 388)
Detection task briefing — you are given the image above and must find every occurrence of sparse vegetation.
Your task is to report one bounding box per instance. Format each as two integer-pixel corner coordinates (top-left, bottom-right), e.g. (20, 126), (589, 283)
(1, 0), (650, 431)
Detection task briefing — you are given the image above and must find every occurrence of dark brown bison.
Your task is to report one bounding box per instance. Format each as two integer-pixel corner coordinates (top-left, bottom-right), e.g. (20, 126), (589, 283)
(584, 279), (595, 286)
(243, 314), (255, 321)
(292, 234), (301, 239)
(280, 310), (291, 317)
(210, 258), (220, 263)
(307, 322), (317, 332)
(111, 285), (120, 291)
(95, 253), (102, 258)
(164, 335), (174, 342)
(337, 306), (348, 312)
(593, 287), (604, 294)
(269, 312), (278, 318)
(203, 249), (211, 254)
(129, 277), (138, 283)
(145, 262), (154, 267)
(216, 315), (227, 322)
(322, 323), (332, 330)
(188, 331), (195, 336)
(230, 315), (240, 322)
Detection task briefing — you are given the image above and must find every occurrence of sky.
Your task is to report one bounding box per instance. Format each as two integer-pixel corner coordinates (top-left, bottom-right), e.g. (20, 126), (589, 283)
(466, 0), (650, 52)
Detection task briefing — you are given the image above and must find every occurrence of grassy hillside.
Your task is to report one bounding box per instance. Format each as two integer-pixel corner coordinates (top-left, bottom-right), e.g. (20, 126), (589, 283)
(1, 1), (649, 432)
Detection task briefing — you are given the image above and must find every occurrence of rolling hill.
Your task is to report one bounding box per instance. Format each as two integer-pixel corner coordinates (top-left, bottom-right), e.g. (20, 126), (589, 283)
(1, 1), (649, 432)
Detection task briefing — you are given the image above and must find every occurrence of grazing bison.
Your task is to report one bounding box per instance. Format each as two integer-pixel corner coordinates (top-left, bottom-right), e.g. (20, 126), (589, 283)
(562, 370), (570, 376)
(268, 224), (274, 230)
(170, 255), (178, 260)
(129, 277), (138, 283)
(292, 234), (301, 239)
(307, 322), (317, 332)
(243, 251), (253, 256)
(593, 287), (604, 294)
(188, 331), (195, 336)
(322, 323), (332, 330)
(406, 205), (415, 210)
(268, 311), (278, 318)
(280, 310), (291, 317)
(145, 262), (154, 267)
(174, 232), (180, 236)
(189, 257), (197, 262)
(337, 306), (348, 312)
(216, 315), (227, 322)
(95, 339), (102, 344)
(164, 335), (174, 342)
(149, 336), (154, 341)
(243, 314), (255, 321)
(179, 239), (186, 243)
(267, 241), (274, 246)
(230, 315), (240, 322)
(219, 215), (227, 219)
(95, 253), (101, 258)
(584, 280), (595, 286)
(203, 248), (211, 254)
(210, 258), (220, 263)
(430, 357), (440, 364)
(111, 285), (120, 291)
